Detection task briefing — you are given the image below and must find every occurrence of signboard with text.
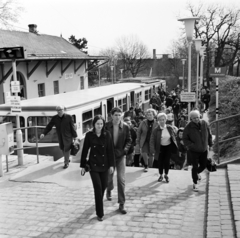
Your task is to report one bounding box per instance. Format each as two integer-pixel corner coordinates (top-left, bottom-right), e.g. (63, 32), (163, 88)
(10, 96), (21, 113)
(180, 92), (196, 102)
(209, 67), (226, 77)
(11, 81), (20, 93)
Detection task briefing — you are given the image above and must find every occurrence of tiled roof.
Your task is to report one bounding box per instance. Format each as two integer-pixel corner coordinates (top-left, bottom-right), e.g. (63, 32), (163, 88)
(0, 29), (106, 60)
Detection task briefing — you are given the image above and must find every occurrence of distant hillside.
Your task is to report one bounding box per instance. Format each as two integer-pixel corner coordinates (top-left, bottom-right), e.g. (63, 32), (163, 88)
(208, 76), (240, 161)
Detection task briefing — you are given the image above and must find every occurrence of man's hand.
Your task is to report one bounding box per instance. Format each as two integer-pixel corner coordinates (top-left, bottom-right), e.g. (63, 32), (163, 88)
(81, 168), (86, 176)
(109, 167), (114, 174)
(40, 134), (45, 139)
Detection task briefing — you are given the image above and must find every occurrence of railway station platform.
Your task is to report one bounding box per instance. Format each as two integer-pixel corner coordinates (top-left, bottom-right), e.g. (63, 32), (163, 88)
(0, 155), (239, 238)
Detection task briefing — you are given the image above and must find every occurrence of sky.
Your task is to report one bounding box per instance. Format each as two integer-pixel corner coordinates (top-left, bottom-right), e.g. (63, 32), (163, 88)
(13, 0), (239, 56)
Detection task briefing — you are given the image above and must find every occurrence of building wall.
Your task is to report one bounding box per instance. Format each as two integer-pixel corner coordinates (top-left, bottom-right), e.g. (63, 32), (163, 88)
(0, 59), (87, 104)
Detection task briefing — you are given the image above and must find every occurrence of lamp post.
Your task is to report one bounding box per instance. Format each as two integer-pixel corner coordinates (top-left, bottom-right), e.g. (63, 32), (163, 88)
(199, 46), (205, 104)
(194, 38), (202, 108)
(181, 59), (186, 90)
(110, 65), (114, 84)
(178, 17), (200, 121)
(120, 69), (123, 79)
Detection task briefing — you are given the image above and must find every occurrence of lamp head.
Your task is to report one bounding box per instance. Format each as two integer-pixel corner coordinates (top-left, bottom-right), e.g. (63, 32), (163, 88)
(194, 39), (202, 52)
(181, 59), (187, 65)
(178, 17), (200, 42)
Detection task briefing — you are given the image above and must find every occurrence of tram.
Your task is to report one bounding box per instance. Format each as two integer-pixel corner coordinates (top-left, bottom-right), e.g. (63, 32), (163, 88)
(0, 80), (165, 160)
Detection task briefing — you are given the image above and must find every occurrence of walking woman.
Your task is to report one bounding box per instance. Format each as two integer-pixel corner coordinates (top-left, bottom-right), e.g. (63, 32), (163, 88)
(150, 113), (178, 182)
(80, 115), (115, 221)
(136, 108), (158, 171)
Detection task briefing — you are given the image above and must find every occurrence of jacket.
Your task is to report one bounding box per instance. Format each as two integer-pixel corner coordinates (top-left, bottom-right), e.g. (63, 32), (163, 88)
(43, 113), (77, 151)
(80, 130), (115, 172)
(105, 120), (132, 160)
(182, 120), (213, 153)
(136, 119), (158, 148)
(150, 125), (178, 161)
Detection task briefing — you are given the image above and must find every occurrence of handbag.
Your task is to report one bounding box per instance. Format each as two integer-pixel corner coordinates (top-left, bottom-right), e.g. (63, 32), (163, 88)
(81, 163), (91, 176)
(70, 141), (80, 156)
(206, 158), (217, 172)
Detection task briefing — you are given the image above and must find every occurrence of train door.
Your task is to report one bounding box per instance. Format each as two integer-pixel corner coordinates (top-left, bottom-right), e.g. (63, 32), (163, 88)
(107, 97), (114, 121)
(130, 91), (135, 107)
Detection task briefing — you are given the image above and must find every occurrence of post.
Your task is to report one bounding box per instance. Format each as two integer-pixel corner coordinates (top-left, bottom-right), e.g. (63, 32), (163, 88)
(6, 155), (8, 172)
(216, 77), (219, 164)
(120, 69), (123, 80)
(110, 66), (114, 84)
(98, 67), (100, 86)
(199, 54), (203, 105)
(12, 60), (24, 165)
(187, 42), (192, 121)
(196, 52), (200, 108)
(35, 126), (39, 164)
(182, 64), (185, 90)
(0, 155), (3, 177)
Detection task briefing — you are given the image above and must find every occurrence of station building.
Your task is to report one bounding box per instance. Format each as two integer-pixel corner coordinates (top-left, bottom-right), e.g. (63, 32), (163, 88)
(0, 24), (107, 104)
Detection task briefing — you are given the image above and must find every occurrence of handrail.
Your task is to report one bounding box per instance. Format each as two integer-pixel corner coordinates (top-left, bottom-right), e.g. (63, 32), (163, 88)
(209, 113), (240, 164)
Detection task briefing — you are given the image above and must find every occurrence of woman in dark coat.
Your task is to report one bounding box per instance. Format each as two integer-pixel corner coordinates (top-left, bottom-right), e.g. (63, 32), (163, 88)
(80, 115), (115, 221)
(150, 112), (178, 183)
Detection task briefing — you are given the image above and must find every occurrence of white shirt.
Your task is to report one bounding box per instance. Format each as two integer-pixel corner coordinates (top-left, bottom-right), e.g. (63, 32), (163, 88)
(160, 125), (171, 146)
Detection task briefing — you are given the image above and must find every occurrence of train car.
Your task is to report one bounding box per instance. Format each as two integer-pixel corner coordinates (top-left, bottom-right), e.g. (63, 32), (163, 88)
(0, 81), (164, 161)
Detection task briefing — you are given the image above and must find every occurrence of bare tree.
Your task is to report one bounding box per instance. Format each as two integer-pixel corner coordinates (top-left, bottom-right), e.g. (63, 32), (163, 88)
(116, 35), (150, 78)
(187, 2), (240, 86)
(0, 0), (23, 29)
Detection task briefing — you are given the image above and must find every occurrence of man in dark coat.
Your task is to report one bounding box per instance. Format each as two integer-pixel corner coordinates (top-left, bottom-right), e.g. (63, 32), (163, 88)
(183, 110), (213, 192)
(40, 105), (77, 169)
(105, 107), (132, 214)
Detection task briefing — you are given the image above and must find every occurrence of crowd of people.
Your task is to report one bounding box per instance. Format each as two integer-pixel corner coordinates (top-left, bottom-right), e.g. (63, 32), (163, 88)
(42, 83), (212, 222)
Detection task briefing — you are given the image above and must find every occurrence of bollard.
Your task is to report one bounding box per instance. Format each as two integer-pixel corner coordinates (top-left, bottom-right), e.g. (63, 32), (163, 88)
(0, 155), (3, 177)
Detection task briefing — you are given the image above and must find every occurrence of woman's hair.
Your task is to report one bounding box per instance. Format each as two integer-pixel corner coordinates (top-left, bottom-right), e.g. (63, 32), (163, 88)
(177, 127), (184, 136)
(146, 108), (157, 117)
(92, 115), (105, 132)
(157, 112), (167, 121)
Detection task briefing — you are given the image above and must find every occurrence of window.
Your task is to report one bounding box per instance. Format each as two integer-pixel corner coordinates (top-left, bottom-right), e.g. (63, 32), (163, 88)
(53, 81), (59, 94)
(117, 97), (127, 112)
(80, 76), (84, 90)
(0, 116), (25, 142)
(82, 110), (93, 133)
(145, 89), (151, 100)
(136, 92), (142, 104)
(94, 107), (102, 116)
(38, 83), (45, 97)
(27, 116), (58, 143)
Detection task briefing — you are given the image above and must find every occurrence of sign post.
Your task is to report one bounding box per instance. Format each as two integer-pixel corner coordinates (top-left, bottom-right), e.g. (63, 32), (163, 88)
(209, 67), (226, 164)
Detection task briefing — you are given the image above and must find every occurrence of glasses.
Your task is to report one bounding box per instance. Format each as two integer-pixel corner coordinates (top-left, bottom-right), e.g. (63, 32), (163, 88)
(192, 117), (199, 120)
(56, 109), (63, 112)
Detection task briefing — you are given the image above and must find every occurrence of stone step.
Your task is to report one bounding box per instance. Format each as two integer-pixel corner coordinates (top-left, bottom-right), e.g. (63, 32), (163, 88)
(227, 164), (240, 238)
(207, 168), (236, 238)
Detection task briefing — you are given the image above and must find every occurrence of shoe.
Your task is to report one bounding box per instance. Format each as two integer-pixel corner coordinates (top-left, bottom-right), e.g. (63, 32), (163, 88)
(193, 183), (199, 192)
(144, 167), (148, 172)
(106, 190), (112, 201)
(119, 204), (127, 214)
(97, 216), (103, 221)
(158, 175), (163, 182)
(63, 164), (69, 169)
(198, 174), (202, 182)
(164, 174), (169, 183)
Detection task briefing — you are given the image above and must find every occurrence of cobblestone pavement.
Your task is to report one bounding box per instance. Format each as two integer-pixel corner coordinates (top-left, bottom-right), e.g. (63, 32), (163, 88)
(0, 160), (208, 238)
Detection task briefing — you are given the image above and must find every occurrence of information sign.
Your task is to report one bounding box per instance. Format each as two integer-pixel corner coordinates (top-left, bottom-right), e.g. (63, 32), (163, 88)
(10, 81), (20, 93)
(10, 96), (21, 113)
(180, 92), (196, 102)
(209, 67), (226, 77)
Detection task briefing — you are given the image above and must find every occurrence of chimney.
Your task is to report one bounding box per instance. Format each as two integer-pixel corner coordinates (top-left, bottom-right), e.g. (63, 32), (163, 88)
(28, 24), (37, 33)
(153, 49), (156, 59)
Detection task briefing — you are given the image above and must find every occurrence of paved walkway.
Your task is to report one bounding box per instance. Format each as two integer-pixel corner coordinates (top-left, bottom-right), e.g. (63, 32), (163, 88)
(0, 158), (208, 238)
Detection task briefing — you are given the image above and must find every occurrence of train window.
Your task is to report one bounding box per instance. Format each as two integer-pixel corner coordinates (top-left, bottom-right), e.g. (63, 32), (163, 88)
(145, 89), (151, 100)
(82, 110), (93, 134)
(0, 116), (25, 142)
(94, 107), (102, 116)
(123, 97), (127, 112)
(27, 116), (58, 143)
(72, 115), (76, 123)
(136, 92), (142, 104)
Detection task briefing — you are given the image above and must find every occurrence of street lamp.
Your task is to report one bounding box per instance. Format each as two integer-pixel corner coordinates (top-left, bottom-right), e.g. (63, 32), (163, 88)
(110, 65), (114, 84)
(199, 46), (205, 103)
(178, 17), (200, 120)
(181, 59), (186, 90)
(120, 69), (123, 79)
(194, 38), (202, 108)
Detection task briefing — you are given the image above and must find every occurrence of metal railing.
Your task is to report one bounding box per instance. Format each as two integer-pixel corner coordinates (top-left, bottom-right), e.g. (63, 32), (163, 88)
(5, 125), (45, 172)
(209, 113), (240, 164)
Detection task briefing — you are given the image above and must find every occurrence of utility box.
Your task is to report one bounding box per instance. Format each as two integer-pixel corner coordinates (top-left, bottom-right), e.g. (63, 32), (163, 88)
(0, 122), (14, 155)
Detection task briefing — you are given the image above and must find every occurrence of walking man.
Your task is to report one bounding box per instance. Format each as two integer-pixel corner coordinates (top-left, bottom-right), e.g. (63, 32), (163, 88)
(105, 107), (132, 214)
(182, 110), (213, 191)
(40, 105), (77, 169)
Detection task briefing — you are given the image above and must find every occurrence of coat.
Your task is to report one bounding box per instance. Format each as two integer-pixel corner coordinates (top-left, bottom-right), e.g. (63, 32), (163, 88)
(105, 120), (132, 160)
(80, 130), (115, 172)
(182, 120), (213, 153)
(43, 113), (77, 152)
(150, 125), (178, 161)
(136, 119), (158, 148)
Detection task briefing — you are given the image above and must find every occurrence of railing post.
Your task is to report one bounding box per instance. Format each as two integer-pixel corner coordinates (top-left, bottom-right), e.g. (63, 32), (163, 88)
(0, 155), (3, 177)
(35, 126), (39, 164)
(6, 155), (9, 172)
(216, 121), (219, 164)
